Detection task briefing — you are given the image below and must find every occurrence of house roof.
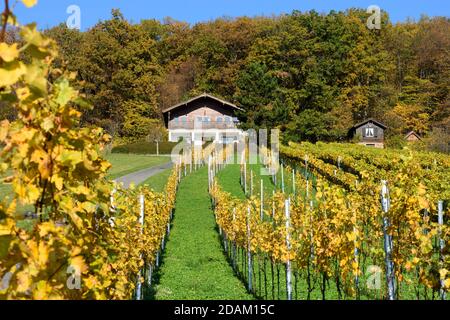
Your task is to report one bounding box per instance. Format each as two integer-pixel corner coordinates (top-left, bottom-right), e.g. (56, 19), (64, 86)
(352, 118), (387, 130)
(404, 131), (422, 140)
(162, 93), (244, 114)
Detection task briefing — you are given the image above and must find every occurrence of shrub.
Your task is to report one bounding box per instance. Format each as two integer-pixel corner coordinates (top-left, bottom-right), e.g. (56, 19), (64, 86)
(111, 141), (178, 154)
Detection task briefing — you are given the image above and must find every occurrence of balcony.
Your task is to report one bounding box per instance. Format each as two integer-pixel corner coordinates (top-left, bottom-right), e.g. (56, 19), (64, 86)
(169, 120), (240, 130)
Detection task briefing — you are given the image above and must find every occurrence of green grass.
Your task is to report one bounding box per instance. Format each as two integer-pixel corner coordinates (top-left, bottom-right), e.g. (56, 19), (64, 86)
(140, 169), (172, 193)
(153, 167), (253, 300)
(106, 154), (170, 180)
(0, 182), (12, 203)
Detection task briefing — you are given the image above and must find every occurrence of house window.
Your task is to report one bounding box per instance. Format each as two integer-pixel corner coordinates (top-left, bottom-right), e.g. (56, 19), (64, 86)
(365, 127), (375, 137)
(224, 116), (232, 123)
(181, 116), (187, 124)
(174, 117), (179, 125)
(203, 116), (211, 123)
(216, 117), (223, 123)
(196, 116), (203, 123)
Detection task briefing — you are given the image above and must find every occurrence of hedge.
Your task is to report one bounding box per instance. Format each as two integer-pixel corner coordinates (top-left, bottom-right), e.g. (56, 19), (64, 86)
(111, 141), (179, 155)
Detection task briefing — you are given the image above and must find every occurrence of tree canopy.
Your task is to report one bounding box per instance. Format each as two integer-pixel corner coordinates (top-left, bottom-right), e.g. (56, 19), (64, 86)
(29, 9), (449, 149)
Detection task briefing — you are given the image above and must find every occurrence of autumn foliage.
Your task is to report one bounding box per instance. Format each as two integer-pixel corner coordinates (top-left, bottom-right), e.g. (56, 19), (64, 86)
(0, 1), (179, 299)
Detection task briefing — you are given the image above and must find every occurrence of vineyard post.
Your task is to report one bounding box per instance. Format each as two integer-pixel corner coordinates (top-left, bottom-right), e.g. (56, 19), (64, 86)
(240, 150), (244, 187)
(190, 150), (192, 174)
(208, 155), (212, 190)
(110, 187), (117, 215)
(272, 190), (275, 219)
(147, 264), (153, 287)
(240, 165), (243, 189)
(309, 199), (314, 259)
(438, 200), (446, 300)
(244, 161), (248, 196)
(281, 163), (285, 194)
(285, 198), (292, 300)
(306, 179), (309, 199)
(292, 169), (296, 196)
(381, 180), (396, 300)
(250, 170), (253, 197)
(260, 179), (264, 221)
(304, 155), (309, 175)
(353, 208), (359, 297)
(247, 206), (253, 292)
(274, 161), (278, 188)
(136, 194), (145, 300)
(178, 158), (181, 183)
(232, 208), (237, 270)
(223, 230), (228, 252)
(272, 166), (275, 186)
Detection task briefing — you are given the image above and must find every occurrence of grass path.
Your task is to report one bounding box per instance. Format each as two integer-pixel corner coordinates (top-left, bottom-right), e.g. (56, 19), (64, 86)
(106, 154), (170, 180)
(154, 167), (253, 300)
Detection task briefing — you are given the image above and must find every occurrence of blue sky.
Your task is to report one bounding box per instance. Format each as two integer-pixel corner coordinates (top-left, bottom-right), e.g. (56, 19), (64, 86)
(13, 0), (450, 30)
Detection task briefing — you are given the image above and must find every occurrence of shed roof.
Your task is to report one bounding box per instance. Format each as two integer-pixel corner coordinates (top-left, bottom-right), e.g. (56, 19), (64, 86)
(352, 118), (387, 130)
(162, 93), (243, 114)
(404, 131), (422, 140)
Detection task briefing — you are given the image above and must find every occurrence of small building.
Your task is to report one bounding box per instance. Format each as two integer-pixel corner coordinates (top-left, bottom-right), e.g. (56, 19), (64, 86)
(404, 131), (422, 142)
(349, 118), (387, 148)
(163, 93), (244, 145)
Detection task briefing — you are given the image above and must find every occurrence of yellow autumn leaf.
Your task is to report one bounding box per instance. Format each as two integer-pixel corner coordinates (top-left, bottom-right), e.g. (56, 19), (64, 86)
(70, 256), (88, 274)
(22, 0), (38, 8)
(52, 174), (64, 190)
(418, 197), (429, 210)
(0, 120), (9, 141)
(38, 242), (49, 267)
(33, 281), (51, 300)
(0, 60), (26, 87)
(346, 231), (356, 242)
(25, 62), (48, 94)
(67, 211), (84, 230)
(26, 184), (41, 203)
(0, 43), (20, 62)
(16, 270), (31, 293)
(442, 278), (450, 288)
(0, 224), (11, 236)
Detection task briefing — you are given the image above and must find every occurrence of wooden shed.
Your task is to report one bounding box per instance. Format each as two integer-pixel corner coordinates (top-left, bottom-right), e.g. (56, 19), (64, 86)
(404, 131), (422, 142)
(349, 118), (387, 148)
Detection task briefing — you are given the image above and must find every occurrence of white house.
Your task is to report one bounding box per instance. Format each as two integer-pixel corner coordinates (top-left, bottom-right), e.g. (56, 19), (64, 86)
(163, 93), (245, 145)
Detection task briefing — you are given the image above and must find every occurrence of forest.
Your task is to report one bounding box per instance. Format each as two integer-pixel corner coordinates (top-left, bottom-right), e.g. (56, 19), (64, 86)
(2, 8), (448, 151)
